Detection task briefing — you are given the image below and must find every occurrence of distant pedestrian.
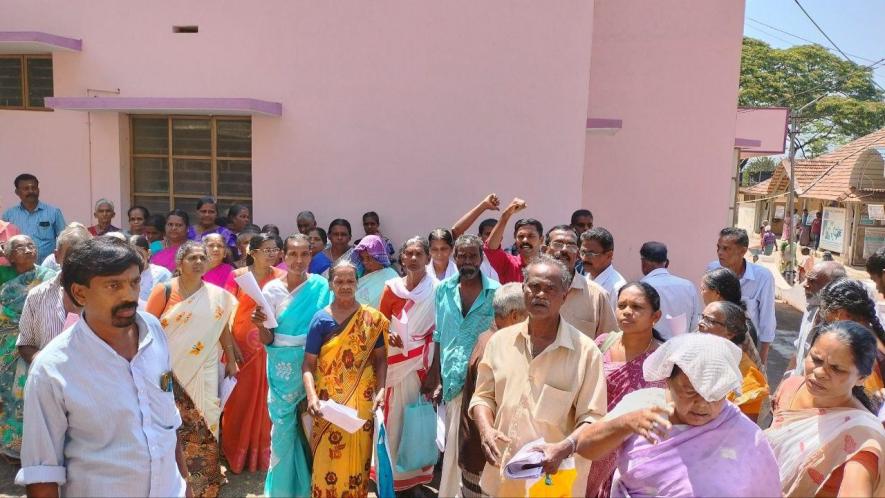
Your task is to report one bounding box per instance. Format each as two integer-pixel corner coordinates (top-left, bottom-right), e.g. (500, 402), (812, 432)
(810, 211), (822, 249)
(761, 226), (777, 255)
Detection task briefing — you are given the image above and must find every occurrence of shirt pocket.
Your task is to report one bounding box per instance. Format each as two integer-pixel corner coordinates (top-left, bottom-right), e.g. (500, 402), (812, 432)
(532, 384), (572, 427)
(141, 376), (181, 432)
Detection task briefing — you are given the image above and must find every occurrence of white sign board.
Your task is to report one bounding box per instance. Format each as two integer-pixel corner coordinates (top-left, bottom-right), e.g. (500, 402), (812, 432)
(819, 207), (846, 253)
(869, 204), (885, 221)
(863, 228), (885, 260)
(737, 203), (757, 233)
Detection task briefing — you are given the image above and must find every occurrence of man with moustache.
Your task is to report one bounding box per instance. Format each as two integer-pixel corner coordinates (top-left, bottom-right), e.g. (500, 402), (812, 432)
(470, 255), (606, 497)
(16, 238), (189, 497)
(424, 234), (499, 497)
(3, 173), (66, 263)
(543, 225), (617, 338)
(484, 197), (542, 284)
(789, 260), (846, 375)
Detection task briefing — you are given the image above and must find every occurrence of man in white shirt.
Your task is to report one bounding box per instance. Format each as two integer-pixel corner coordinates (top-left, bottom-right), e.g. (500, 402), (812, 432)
(16, 237), (188, 497)
(580, 227), (626, 311)
(639, 241), (702, 339)
(790, 261), (846, 375)
(706, 227), (777, 364)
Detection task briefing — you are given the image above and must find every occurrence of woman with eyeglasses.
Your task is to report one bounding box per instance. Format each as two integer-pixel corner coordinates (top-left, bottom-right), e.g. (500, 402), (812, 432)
(221, 233), (286, 474)
(698, 300), (769, 422)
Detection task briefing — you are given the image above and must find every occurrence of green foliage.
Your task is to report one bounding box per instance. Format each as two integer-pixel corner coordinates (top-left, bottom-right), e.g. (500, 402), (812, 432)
(740, 38), (885, 157)
(741, 156), (779, 186)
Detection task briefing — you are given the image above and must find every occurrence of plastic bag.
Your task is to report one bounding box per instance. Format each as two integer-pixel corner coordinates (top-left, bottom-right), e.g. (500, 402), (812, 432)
(396, 398), (440, 472)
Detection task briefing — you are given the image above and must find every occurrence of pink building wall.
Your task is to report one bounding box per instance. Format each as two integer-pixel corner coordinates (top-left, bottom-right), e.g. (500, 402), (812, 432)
(2, 1), (745, 284)
(584, 0), (746, 284)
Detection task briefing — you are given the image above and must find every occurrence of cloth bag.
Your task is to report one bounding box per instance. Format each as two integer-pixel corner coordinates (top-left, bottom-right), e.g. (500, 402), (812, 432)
(374, 409), (396, 498)
(395, 398), (440, 472)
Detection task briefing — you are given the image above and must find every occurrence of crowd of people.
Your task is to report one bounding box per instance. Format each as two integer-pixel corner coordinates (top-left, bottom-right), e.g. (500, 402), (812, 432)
(1, 172), (885, 497)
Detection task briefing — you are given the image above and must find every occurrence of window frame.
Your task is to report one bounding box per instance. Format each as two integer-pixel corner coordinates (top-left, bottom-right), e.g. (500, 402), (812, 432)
(129, 114), (253, 215)
(0, 54), (53, 111)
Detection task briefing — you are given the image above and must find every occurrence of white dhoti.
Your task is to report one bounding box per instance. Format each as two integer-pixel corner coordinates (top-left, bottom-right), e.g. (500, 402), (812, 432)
(439, 392), (464, 498)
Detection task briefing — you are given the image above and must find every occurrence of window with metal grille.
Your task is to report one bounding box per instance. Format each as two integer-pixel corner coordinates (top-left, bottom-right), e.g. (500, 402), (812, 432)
(0, 55), (53, 110)
(130, 116), (252, 220)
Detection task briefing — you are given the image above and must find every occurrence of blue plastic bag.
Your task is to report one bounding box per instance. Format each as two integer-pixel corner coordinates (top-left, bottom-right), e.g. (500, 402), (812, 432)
(375, 409), (396, 498)
(396, 398), (440, 472)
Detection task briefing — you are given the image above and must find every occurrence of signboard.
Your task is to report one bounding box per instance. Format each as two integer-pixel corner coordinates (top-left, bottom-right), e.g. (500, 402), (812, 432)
(863, 228), (885, 260)
(868, 204), (885, 220)
(819, 207), (846, 253)
(737, 203), (756, 233)
(774, 205), (785, 220)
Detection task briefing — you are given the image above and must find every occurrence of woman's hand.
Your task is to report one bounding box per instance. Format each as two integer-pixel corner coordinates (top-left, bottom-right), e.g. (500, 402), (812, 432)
(619, 403), (674, 444)
(536, 440), (573, 475)
(388, 333), (404, 349)
(479, 426), (511, 466)
(224, 359), (239, 378)
(251, 308), (267, 327)
(372, 390), (386, 412)
(307, 396), (322, 418)
(232, 342), (244, 366)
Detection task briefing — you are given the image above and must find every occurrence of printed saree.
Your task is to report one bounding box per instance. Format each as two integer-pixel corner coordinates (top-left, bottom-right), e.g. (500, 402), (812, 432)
(0, 265), (56, 457)
(309, 306), (388, 498)
(264, 274), (333, 498)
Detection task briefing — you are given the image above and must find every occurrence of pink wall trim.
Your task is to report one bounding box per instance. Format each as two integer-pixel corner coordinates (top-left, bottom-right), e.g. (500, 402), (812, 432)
(0, 31), (81, 51)
(44, 96), (283, 116)
(586, 117), (622, 129)
(734, 137), (762, 147)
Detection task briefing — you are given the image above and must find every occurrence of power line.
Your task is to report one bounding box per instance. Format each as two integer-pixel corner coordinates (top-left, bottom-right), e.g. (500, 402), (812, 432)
(746, 17), (879, 64)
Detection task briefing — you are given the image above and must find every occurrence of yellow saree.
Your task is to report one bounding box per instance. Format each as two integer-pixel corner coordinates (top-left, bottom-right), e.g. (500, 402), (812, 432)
(309, 305), (388, 498)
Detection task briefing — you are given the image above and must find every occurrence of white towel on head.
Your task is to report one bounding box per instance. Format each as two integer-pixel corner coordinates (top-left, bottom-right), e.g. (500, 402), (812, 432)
(643, 333), (743, 402)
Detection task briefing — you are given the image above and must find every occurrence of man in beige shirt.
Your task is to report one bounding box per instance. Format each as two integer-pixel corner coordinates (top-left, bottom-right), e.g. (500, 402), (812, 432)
(545, 224), (617, 338)
(469, 255), (607, 497)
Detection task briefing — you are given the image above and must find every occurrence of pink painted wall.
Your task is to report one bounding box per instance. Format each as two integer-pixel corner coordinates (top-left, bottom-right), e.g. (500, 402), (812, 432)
(583, 0), (746, 284)
(735, 107), (789, 158)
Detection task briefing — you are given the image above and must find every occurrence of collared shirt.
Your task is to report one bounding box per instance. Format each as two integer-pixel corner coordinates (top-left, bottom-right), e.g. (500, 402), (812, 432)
(2, 201), (66, 262)
(16, 311), (186, 498)
(793, 305), (819, 376)
(706, 260), (776, 343)
(640, 268), (703, 339)
(482, 242), (527, 284)
(469, 319), (606, 497)
(16, 275), (66, 349)
(560, 274), (618, 339)
(434, 273), (500, 401)
(593, 264), (627, 312)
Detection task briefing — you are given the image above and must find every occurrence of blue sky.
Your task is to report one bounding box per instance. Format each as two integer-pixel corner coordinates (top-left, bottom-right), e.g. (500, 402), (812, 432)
(744, 0), (885, 89)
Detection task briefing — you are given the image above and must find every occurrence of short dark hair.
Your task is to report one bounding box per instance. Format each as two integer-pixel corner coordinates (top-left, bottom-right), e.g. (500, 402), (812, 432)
(478, 218), (497, 235)
(146, 214), (166, 233)
(328, 218), (352, 237)
(308, 227), (328, 246)
(62, 238), (144, 306)
(245, 232), (276, 266)
(227, 204), (249, 219)
(14, 173), (38, 189)
(127, 205), (150, 219)
(195, 196), (217, 210)
(867, 247), (885, 277)
(581, 227), (614, 252)
(639, 241), (668, 263)
(570, 209), (593, 225)
(128, 234), (149, 251)
(544, 224), (578, 245)
(428, 228), (455, 248)
(513, 218), (543, 237)
(718, 227), (749, 248)
(362, 211), (380, 223)
(167, 209), (190, 227)
(261, 224), (280, 236)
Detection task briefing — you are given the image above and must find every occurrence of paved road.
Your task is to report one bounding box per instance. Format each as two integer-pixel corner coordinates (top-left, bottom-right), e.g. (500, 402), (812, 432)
(0, 302), (803, 498)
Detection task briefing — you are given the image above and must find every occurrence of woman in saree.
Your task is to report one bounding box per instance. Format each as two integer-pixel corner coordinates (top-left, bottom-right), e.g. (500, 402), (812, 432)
(202, 233), (234, 288)
(151, 209), (190, 272)
(188, 197), (237, 248)
(378, 236), (437, 491)
(145, 241), (240, 496)
(303, 260), (389, 498)
(351, 234), (400, 309)
(222, 232), (287, 473)
(585, 282), (666, 498)
(226, 204), (251, 237)
(766, 321), (885, 497)
(0, 219), (20, 266)
(539, 333), (781, 498)
(698, 300), (769, 421)
(308, 227), (333, 276)
(0, 235), (56, 459)
(323, 218), (354, 263)
(251, 234), (333, 497)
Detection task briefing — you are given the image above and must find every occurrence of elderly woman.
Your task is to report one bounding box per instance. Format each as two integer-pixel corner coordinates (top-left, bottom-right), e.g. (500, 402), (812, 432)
(0, 218), (20, 267)
(222, 233), (286, 473)
(251, 234), (333, 498)
(585, 282), (667, 498)
(88, 198), (119, 236)
(0, 235), (57, 458)
(303, 260), (388, 498)
(202, 233), (234, 288)
(540, 333), (781, 497)
(151, 209), (191, 272)
(145, 241), (239, 496)
(767, 322), (885, 496)
(128, 235), (172, 306)
(351, 234), (400, 308)
(698, 300), (769, 421)
(378, 236), (438, 491)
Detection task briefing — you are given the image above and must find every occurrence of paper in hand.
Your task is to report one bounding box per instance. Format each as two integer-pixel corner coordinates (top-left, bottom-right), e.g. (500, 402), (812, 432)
(220, 376), (237, 409)
(504, 438), (547, 480)
(234, 271), (278, 328)
(319, 399), (366, 433)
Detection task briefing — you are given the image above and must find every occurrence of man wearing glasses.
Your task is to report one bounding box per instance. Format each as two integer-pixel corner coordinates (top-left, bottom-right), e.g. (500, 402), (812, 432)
(580, 227), (626, 313)
(544, 225), (616, 338)
(639, 241), (702, 339)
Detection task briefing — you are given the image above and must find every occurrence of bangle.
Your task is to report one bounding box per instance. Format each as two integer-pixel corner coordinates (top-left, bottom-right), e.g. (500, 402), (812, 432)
(564, 435), (577, 456)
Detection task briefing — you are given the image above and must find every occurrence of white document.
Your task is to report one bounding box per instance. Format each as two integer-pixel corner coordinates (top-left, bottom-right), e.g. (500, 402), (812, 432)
(436, 403), (446, 451)
(319, 399), (366, 433)
(220, 376), (237, 409)
(504, 437), (546, 480)
(234, 271), (278, 328)
(666, 313), (687, 336)
(391, 315), (411, 352)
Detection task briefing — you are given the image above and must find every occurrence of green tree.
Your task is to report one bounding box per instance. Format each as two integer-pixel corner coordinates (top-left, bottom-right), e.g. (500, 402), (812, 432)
(742, 156), (779, 186)
(740, 37), (885, 157)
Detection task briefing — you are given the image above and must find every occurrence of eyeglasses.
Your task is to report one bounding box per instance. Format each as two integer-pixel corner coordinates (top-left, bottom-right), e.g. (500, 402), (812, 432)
(698, 313), (727, 328)
(12, 244), (36, 254)
(579, 249), (605, 258)
(256, 247), (281, 255)
(549, 241), (578, 254)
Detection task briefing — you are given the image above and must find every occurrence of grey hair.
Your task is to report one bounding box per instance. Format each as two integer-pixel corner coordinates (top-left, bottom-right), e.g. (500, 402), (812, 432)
(713, 301), (749, 345)
(296, 210), (316, 222)
(284, 233), (311, 249)
(201, 232), (225, 244)
(94, 198), (115, 211)
(453, 234), (484, 260)
(103, 232), (126, 242)
(493, 283), (526, 318)
(329, 259), (358, 281)
(175, 240), (206, 266)
(56, 224), (92, 250)
(4, 234), (33, 258)
(523, 254), (572, 289)
(400, 235), (430, 256)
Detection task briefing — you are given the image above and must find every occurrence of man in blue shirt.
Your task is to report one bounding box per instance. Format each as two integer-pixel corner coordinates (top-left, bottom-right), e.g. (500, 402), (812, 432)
(2, 174), (66, 262)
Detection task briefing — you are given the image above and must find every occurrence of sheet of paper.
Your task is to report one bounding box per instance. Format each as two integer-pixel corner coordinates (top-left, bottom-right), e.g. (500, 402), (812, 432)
(63, 312), (80, 331)
(319, 399), (366, 433)
(390, 315), (411, 352)
(436, 402), (446, 451)
(504, 437), (547, 480)
(666, 313), (687, 336)
(234, 271), (278, 328)
(220, 376), (237, 409)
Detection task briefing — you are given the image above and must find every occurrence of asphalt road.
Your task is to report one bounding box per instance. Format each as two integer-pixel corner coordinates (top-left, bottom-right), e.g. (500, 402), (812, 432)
(0, 302), (803, 498)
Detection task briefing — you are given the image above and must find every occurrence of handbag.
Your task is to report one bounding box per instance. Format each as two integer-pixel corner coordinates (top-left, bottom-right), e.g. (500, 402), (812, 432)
(395, 397), (440, 472)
